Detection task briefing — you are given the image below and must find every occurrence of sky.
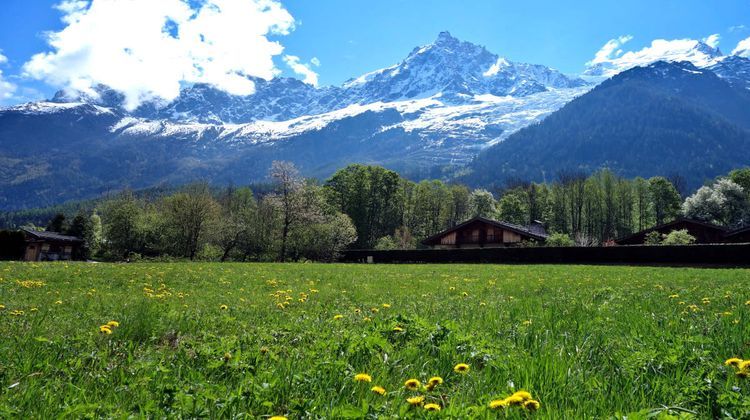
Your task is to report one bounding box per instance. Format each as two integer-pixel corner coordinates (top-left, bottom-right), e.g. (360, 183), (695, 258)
(0, 0), (748, 106)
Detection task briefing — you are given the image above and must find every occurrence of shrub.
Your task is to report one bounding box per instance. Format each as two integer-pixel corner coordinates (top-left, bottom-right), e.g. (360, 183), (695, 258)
(644, 231), (662, 245)
(661, 229), (696, 245)
(546, 233), (575, 247)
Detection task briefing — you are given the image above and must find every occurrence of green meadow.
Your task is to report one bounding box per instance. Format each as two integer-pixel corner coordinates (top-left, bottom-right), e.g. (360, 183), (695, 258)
(1, 262), (750, 418)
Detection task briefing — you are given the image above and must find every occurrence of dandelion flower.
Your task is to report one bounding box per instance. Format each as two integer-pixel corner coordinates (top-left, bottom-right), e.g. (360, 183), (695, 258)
(333, 314), (344, 320)
(669, 294), (679, 299)
(453, 363), (470, 374)
(406, 396), (425, 406)
(424, 403), (441, 411)
(371, 386), (386, 395)
(107, 321), (120, 328)
(393, 326), (404, 332)
(55, 300), (63, 305)
(220, 304), (228, 310)
(269, 416), (287, 420)
(382, 303), (391, 308)
(354, 373), (372, 383)
(505, 395), (525, 406)
(0, 304), (4, 310)
(489, 399), (508, 409)
(427, 376), (443, 388)
(523, 400), (541, 411)
(99, 325), (112, 334)
(512, 391), (533, 401)
(404, 379), (421, 390)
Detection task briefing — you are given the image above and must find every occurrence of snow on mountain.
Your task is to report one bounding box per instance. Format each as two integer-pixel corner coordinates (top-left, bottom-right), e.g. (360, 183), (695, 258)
(584, 39), (724, 78)
(709, 55), (750, 90)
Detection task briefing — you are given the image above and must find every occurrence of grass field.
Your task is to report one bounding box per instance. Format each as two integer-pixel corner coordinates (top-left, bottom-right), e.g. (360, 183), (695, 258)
(1, 262), (750, 418)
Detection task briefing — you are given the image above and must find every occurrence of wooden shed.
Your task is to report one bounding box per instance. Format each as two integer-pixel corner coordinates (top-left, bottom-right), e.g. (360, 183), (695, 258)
(614, 218), (728, 245)
(422, 217), (548, 249)
(22, 228), (83, 262)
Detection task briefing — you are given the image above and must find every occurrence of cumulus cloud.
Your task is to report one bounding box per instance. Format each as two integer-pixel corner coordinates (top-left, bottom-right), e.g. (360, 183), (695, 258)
(0, 53), (18, 104)
(585, 35), (724, 77)
(283, 55), (319, 86)
(733, 37), (750, 57)
(588, 35), (633, 65)
(702, 34), (720, 49)
(23, 0), (298, 109)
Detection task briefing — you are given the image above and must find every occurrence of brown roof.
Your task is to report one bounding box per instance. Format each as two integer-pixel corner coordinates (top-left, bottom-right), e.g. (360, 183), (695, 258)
(422, 216), (548, 246)
(614, 217), (727, 244)
(22, 228), (83, 244)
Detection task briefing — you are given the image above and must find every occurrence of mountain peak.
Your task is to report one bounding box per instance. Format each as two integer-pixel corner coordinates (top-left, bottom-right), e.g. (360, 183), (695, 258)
(435, 31), (458, 45)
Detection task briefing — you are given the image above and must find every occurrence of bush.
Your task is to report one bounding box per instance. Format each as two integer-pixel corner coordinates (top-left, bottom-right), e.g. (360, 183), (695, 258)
(644, 231), (662, 245)
(661, 229), (696, 245)
(546, 233), (575, 247)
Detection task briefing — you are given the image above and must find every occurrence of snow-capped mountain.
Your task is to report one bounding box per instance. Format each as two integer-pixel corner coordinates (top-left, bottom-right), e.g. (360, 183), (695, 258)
(584, 39), (724, 78)
(6, 32), (750, 210)
(709, 55), (750, 90)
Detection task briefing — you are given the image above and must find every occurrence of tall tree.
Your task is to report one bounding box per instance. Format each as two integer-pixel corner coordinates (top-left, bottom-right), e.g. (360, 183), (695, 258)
(162, 184), (220, 260)
(648, 177), (681, 225)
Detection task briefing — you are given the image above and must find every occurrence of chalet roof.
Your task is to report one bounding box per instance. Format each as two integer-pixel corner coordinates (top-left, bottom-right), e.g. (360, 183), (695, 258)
(22, 228), (83, 244)
(725, 225), (750, 238)
(614, 217), (727, 244)
(422, 216), (548, 245)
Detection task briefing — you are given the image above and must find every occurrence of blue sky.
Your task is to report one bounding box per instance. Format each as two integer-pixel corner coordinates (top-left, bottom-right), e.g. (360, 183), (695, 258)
(0, 0), (748, 105)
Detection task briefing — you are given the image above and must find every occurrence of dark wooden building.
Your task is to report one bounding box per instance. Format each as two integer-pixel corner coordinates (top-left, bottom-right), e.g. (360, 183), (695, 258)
(22, 228), (83, 262)
(422, 217), (548, 249)
(615, 218), (728, 245)
(724, 226), (750, 244)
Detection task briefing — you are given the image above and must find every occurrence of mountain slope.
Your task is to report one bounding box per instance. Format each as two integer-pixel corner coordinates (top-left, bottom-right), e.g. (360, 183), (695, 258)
(465, 61), (750, 188)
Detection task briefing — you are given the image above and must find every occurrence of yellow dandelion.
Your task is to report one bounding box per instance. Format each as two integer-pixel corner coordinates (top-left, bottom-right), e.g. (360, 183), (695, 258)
(269, 416), (287, 420)
(505, 395), (525, 406)
(99, 325), (112, 334)
(276, 303), (285, 309)
(55, 300), (63, 305)
(371, 386), (386, 395)
(354, 373), (372, 383)
(453, 363), (470, 374)
(745, 300), (750, 305)
(725, 358), (743, 367)
(424, 403), (441, 411)
(404, 379), (421, 390)
(427, 376), (443, 387)
(512, 390), (533, 401)
(489, 399), (508, 409)
(393, 326), (404, 332)
(107, 321), (120, 328)
(669, 294), (679, 299)
(333, 314), (344, 320)
(0, 304), (4, 310)
(462, 292), (469, 297)
(739, 360), (750, 372)
(220, 304), (228, 310)
(363, 316), (372, 322)
(223, 352), (232, 362)
(406, 396), (425, 406)
(382, 303), (391, 308)
(371, 307), (379, 313)
(523, 400), (541, 411)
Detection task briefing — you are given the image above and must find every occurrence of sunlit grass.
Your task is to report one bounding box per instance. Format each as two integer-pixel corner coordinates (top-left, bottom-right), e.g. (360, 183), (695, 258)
(0, 262), (749, 418)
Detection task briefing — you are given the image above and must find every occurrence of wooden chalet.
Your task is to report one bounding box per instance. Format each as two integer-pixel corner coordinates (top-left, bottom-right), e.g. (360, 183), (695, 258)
(615, 218), (728, 245)
(724, 226), (750, 244)
(422, 217), (548, 249)
(22, 228), (83, 262)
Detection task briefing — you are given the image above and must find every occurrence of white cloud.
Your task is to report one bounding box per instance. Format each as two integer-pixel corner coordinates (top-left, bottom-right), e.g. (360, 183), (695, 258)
(0, 52), (18, 104)
(283, 55), (319, 86)
(702, 33), (720, 49)
(585, 36), (724, 77)
(310, 57), (321, 67)
(23, 0), (298, 109)
(733, 37), (750, 57)
(729, 24), (747, 33)
(588, 35), (633, 65)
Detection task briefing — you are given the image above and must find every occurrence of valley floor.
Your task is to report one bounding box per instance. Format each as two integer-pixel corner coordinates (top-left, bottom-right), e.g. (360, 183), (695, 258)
(1, 262), (749, 418)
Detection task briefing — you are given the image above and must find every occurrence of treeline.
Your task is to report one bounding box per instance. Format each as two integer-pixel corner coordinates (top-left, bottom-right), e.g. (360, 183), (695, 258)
(12, 163), (750, 261)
